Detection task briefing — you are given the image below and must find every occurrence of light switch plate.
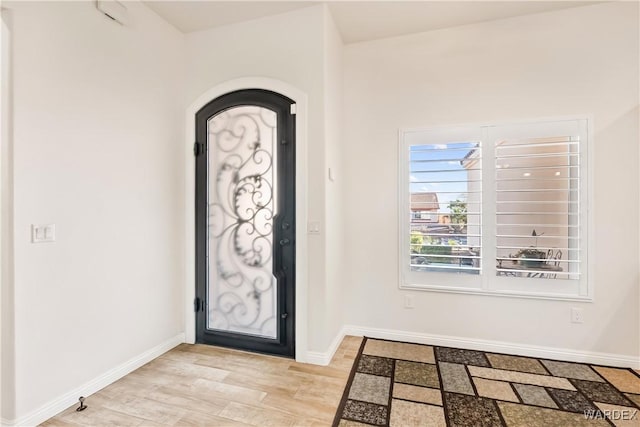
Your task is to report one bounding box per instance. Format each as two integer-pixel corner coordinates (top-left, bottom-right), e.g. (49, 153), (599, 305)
(308, 221), (321, 234)
(32, 224), (55, 243)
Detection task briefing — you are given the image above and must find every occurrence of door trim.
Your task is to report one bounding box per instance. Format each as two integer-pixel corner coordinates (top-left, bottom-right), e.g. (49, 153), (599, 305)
(184, 77), (309, 362)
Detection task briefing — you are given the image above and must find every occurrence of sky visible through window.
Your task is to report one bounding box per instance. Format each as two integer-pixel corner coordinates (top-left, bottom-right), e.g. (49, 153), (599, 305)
(409, 142), (479, 212)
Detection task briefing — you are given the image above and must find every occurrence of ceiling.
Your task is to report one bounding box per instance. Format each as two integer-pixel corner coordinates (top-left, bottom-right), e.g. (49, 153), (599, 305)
(144, 1), (600, 43)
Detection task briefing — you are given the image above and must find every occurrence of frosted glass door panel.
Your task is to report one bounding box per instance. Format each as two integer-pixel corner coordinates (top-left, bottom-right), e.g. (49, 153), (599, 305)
(207, 106), (278, 339)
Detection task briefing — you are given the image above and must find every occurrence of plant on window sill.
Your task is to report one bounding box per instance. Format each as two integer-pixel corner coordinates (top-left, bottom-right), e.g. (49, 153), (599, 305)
(513, 248), (547, 267)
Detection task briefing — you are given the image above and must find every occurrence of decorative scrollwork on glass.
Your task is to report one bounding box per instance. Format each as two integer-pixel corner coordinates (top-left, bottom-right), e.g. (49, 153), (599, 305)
(207, 106), (278, 339)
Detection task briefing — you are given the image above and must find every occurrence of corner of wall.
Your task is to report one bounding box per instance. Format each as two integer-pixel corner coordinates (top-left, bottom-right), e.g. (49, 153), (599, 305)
(1, 7), (16, 423)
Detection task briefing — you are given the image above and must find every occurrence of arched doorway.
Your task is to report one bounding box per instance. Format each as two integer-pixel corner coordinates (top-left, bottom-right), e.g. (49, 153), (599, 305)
(194, 89), (296, 357)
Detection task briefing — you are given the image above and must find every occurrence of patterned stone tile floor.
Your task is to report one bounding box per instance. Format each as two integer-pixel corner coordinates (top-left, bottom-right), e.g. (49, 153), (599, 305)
(334, 337), (640, 427)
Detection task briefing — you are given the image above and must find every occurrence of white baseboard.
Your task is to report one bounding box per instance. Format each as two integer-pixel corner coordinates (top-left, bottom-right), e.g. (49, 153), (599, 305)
(6, 333), (185, 427)
(343, 325), (640, 369)
(304, 326), (347, 366)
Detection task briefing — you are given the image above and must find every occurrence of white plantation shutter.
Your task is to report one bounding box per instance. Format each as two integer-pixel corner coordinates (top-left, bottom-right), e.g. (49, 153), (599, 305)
(400, 126), (483, 290)
(490, 120), (585, 281)
(400, 118), (589, 299)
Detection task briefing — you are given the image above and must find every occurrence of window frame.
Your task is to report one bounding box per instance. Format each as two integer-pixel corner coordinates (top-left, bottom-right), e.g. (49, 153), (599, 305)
(398, 116), (593, 301)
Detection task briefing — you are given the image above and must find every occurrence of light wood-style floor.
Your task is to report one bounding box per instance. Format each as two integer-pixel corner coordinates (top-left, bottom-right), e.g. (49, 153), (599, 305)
(42, 336), (362, 427)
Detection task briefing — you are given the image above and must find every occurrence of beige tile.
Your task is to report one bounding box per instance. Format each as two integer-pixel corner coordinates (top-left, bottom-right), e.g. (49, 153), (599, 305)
(363, 339), (435, 363)
(43, 336), (359, 427)
(294, 378), (345, 404)
(99, 376), (161, 399)
(218, 402), (297, 427)
(497, 401), (611, 427)
(288, 362), (349, 380)
(157, 381), (237, 409)
(261, 392), (337, 422)
(190, 378), (267, 405)
(40, 419), (81, 427)
(176, 411), (254, 427)
(142, 385), (229, 417)
(194, 353), (292, 377)
(473, 378), (519, 402)
(593, 402), (640, 427)
(593, 367), (640, 394)
(158, 347), (203, 364)
(292, 417), (331, 427)
(340, 335), (364, 350)
(56, 393), (115, 416)
(625, 393), (640, 407)
(51, 397), (115, 425)
(338, 420), (372, 427)
(144, 357), (230, 382)
(223, 370), (303, 397)
(99, 396), (185, 425)
(486, 354), (548, 375)
(57, 408), (147, 427)
(393, 383), (442, 405)
(390, 399), (446, 427)
(468, 365), (576, 390)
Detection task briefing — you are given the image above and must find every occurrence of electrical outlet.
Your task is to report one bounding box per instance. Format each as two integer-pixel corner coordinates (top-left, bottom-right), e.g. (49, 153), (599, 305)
(571, 307), (584, 324)
(404, 295), (415, 309)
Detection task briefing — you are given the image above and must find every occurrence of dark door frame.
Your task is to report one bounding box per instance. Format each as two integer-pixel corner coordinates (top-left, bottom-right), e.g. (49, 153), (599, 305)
(194, 89), (296, 357)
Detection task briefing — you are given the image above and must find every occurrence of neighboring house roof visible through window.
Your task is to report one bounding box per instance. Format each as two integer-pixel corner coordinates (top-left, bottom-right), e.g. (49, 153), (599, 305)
(410, 192), (439, 211)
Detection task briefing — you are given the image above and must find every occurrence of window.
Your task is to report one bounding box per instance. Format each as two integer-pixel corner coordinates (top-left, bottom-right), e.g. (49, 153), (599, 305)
(399, 118), (590, 300)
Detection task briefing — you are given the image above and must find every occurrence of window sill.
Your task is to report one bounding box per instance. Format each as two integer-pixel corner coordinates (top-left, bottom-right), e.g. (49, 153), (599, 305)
(399, 283), (593, 302)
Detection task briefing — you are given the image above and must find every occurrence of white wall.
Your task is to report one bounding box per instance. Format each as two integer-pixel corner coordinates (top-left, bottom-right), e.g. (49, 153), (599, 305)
(3, 1), (185, 422)
(323, 9), (345, 349)
(184, 5), (343, 353)
(342, 2), (639, 358)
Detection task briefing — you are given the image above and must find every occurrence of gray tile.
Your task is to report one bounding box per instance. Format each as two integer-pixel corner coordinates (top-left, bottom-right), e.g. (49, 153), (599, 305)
(394, 360), (439, 388)
(486, 353), (548, 375)
(439, 362), (475, 396)
(436, 347), (490, 367)
(513, 383), (558, 408)
(541, 360), (604, 382)
(348, 373), (391, 406)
